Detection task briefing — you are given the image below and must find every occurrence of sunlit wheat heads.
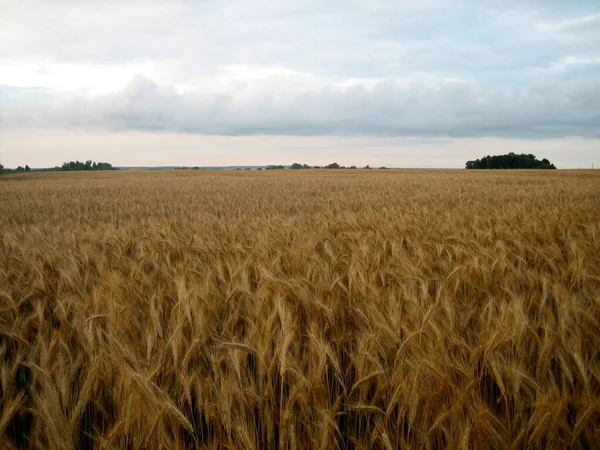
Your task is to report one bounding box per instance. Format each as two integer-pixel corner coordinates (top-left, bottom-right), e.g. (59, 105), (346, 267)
(1, 169), (599, 448)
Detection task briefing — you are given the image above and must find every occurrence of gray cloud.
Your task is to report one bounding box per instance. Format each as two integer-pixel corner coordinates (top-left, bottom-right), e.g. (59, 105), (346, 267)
(3, 74), (598, 139)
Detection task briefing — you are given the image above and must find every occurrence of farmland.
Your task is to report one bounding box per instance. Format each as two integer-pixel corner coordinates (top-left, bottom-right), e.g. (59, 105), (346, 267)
(1, 169), (599, 448)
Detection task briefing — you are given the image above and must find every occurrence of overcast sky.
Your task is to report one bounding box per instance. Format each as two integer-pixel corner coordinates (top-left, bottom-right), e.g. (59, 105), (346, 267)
(1, 0), (599, 168)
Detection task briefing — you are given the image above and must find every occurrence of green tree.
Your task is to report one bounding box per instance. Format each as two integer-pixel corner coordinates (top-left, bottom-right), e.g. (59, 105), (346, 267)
(60, 160), (116, 171)
(25, 165), (31, 172)
(95, 162), (115, 170)
(465, 153), (556, 169)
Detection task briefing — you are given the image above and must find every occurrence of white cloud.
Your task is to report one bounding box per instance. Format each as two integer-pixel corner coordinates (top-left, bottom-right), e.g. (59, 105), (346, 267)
(0, 61), (158, 94)
(539, 12), (600, 31)
(531, 55), (600, 76)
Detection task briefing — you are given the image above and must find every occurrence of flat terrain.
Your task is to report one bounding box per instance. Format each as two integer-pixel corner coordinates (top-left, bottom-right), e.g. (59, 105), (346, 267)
(1, 169), (599, 449)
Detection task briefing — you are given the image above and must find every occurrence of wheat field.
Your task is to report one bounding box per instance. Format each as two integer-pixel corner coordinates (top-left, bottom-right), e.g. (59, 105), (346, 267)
(1, 169), (599, 449)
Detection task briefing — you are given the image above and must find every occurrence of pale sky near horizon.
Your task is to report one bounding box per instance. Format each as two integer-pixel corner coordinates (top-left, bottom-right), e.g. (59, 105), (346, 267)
(1, 0), (599, 168)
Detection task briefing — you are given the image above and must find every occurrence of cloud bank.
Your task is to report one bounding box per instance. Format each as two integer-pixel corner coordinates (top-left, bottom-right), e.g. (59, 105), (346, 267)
(3, 74), (599, 138)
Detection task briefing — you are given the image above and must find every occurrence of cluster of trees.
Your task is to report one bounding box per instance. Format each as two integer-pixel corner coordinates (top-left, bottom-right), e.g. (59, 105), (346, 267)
(229, 164), (388, 170)
(59, 160), (116, 171)
(290, 163), (312, 169)
(1, 161), (117, 174)
(0, 163), (31, 173)
(287, 163), (388, 170)
(466, 153), (556, 169)
(290, 162), (356, 169)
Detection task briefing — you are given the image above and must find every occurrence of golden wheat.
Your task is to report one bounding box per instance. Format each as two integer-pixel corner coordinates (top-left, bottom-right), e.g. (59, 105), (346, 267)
(1, 169), (599, 449)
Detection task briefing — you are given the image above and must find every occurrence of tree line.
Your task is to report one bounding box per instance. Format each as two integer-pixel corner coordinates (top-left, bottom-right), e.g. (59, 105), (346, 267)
(267, 163), (387, 170)
(0, 163), (31, 173)
(1, 160), (117, 174)
(466, 153), (556, 169)
(58, 160), (117, 171)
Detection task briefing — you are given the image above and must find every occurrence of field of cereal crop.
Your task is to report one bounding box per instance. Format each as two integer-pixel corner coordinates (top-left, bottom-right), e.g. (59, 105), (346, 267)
(1, 169), (599, 448)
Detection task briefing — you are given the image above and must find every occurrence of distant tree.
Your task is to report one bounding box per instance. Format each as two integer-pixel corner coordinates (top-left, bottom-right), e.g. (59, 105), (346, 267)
(379, 166), (389, 170)
(266, 165), (284, 170)
(0, 163), (4, 170)
(466, 153), (556, 169)
(290, 163), (303, 169)
(256, 167), (262, 170)
(326, 162), (340, 169)
(363, 165), (371, 169)
(302, 164), (310, 169)
(16, 166), (25, 172)
(60, 160), (116, 171)
(349, 165), (357, 169)
(95, 162), (115, 170)
(25, 165), (31, 172)
(313, 166), (321, 169)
